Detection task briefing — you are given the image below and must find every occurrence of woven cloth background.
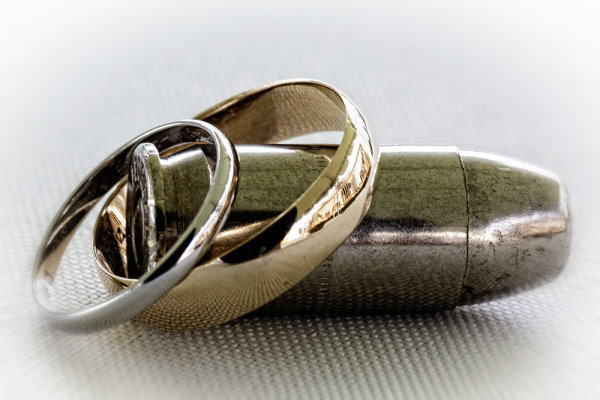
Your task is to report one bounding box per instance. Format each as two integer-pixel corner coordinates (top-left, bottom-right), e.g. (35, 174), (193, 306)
(1, 0), (599, 398)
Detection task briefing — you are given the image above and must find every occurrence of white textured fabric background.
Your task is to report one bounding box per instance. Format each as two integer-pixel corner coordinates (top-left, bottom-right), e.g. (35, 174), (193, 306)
(1, 0), (599, 398)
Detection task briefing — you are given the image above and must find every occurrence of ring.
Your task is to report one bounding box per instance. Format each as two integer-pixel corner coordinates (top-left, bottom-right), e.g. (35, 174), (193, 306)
(33, 120), (239, 331)
(94, 79), (379, 330)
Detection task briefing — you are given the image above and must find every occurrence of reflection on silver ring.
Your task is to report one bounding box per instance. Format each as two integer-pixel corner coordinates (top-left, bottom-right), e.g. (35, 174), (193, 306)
(33, 120), (238, 331)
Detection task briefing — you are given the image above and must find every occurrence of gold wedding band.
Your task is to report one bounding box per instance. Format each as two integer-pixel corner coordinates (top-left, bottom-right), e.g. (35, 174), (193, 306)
(94, 79), (379, 330)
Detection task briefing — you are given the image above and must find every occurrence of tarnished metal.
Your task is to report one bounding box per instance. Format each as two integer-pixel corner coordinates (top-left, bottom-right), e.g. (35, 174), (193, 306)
(459, 152), (570, 303)
(94, 144), (571, 325)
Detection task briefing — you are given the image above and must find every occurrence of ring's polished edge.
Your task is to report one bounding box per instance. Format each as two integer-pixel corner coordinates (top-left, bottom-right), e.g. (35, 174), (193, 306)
(97, 79), (380, 330)
(33, 120), (239, 332)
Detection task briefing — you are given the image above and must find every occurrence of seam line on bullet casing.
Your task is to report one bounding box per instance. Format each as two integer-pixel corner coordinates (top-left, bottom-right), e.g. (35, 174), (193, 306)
(457, 151), (470, 304)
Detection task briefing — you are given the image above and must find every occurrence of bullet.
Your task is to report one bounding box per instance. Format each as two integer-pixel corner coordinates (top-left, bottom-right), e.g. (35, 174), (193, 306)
(93, 144), (571, 324)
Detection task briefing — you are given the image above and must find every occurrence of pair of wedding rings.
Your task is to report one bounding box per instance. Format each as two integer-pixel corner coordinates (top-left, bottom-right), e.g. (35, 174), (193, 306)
(33, 80), (379, 331)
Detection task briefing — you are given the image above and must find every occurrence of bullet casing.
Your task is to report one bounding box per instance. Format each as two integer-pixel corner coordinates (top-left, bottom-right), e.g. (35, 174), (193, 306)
(257, 146), (469, 314)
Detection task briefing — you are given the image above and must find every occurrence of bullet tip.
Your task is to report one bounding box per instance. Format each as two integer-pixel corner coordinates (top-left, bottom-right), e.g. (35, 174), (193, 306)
(459, 151), (571, 304)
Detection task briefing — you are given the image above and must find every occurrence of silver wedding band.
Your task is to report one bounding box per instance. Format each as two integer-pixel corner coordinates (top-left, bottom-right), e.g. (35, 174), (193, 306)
(33, 120), (238, 331)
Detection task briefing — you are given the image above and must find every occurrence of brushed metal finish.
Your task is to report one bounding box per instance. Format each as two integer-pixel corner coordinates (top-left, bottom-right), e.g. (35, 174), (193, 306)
(94, 145), (571, 326)
(264, 145), (468, 314)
